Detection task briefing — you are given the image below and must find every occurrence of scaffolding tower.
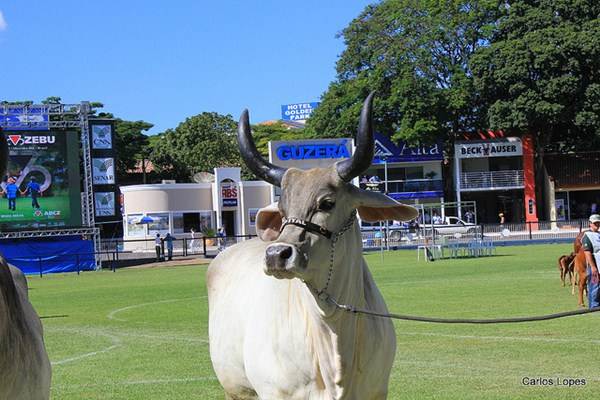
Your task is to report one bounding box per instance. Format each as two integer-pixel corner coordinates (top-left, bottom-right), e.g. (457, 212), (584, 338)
(0, 103), (101, 268)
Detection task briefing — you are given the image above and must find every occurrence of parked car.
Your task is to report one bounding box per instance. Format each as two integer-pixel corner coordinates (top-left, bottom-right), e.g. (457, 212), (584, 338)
(430, 216), (477, 236)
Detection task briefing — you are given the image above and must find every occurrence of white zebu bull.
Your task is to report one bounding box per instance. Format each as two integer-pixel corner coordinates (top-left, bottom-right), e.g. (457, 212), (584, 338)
(208, 94), (417, 399)
(0, 132), (51, 399)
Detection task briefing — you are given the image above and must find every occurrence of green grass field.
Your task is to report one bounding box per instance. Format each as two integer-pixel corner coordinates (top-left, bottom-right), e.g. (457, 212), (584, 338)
(28, 243), (599, 399)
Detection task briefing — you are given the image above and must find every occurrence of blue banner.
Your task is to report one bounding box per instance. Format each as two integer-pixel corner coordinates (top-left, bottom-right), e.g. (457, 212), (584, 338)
(372, 133), (443, 163)
(0, 236), (95, 274)
(275, 140), (350, 161)
(389, 191), (443, 200)
(281, 102), (320, 122)
(1, 107), (49, 131)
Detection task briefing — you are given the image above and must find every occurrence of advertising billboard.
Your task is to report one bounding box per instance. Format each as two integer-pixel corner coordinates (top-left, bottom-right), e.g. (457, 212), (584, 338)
(0, 130), (82, 230)
(94, 192), (115, 217)
(92, 158), (115, 185)
(268, 138), (353, 170)
(221, 181), (238, 207)
(91, 124), (113, 149)
(371, 133), (443, 163)
(0, 106), (49, 131)
(89, 119), (119, 225)
(280, 102), (320, 122)
(455, 138), (523, 159)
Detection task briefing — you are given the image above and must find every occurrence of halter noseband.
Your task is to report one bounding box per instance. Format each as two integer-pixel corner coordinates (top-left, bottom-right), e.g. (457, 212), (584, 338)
(280, 217), (333, 239)
(280, 209), (357, 240)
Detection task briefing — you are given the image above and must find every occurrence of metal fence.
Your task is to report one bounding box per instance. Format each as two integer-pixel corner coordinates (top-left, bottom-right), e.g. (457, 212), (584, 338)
(360, 219), (586, 250)
(8, 218), (588, 275)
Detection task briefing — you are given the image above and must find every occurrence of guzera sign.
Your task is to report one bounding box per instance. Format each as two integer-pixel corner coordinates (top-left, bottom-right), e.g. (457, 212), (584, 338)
(455, 139), (523, 159)
(276, 141), (350, 161)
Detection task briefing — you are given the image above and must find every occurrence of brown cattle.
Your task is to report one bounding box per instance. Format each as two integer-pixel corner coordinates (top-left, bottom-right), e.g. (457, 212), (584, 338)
(571, 231), (588, 307)
(558, 252), (576, 286)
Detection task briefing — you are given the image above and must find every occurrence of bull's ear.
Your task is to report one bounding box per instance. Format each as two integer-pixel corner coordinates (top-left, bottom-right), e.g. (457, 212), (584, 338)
(349, 185), (419, 222)
(255, 203), (282, 242)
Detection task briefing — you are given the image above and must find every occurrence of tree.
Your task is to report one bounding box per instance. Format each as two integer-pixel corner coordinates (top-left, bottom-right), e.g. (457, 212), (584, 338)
(470, 1), (600, 152)
(305, 0), (500, 144)
(113, 119), (153, 181)
(149, 112), (240, 182)
(41, 96), (62, 104)
(0, 100), (33, 105)
(250, 121), (311, 154)
(88, 110), (153, 182)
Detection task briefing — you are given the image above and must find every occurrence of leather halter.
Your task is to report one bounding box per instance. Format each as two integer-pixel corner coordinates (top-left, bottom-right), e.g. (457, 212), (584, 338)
(281, 210), (358, 301)
(280, 216), (333, 239)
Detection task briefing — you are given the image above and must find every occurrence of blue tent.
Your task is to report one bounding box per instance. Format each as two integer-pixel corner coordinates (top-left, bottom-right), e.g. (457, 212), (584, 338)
(138, 215), (154, 224)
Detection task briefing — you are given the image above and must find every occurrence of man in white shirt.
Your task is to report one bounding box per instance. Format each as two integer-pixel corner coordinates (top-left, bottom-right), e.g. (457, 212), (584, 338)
(154, 233), (162, 261)
(581, 214), (600, 308)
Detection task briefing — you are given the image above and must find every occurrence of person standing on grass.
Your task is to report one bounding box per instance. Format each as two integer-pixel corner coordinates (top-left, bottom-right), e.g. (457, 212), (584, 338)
(582, 214), (600, 309)
(164, 232), (175, 261)
(154, 233), (162, 262)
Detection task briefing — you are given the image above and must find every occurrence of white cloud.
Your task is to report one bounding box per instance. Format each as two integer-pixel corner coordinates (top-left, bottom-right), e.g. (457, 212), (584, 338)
(0, 11), (7, 31)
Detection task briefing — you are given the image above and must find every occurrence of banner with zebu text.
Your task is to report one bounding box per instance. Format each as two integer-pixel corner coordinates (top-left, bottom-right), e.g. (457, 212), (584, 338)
(0, 130), (82, 230)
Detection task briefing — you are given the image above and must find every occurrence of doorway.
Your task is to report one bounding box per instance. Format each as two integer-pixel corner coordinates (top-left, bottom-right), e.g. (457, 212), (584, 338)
(221, 211), (236, 236)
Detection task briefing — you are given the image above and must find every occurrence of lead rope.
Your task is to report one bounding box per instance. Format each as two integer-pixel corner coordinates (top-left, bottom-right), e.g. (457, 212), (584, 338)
(326, 295), (600, 324)
(293, 210), (600, 323)
(305, 211), (600, 324)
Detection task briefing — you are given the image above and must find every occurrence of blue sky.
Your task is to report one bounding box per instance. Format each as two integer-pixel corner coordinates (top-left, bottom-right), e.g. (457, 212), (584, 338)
(0, 1), (374, 135)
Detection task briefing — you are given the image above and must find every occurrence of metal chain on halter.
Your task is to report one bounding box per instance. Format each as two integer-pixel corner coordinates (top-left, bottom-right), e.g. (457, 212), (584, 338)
(315, 209), (357, 299)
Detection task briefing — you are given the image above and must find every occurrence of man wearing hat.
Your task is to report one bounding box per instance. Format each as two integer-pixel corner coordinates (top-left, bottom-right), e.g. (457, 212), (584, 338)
(581, 214), (600, 308)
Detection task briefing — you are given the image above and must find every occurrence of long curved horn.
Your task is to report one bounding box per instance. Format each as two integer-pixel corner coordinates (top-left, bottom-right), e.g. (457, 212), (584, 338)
(336, 92), (375, 182)
(237, 109), (287, 186)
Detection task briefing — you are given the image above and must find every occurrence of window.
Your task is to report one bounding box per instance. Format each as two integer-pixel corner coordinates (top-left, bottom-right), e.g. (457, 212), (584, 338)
(387, 168), (406, 181)
(249, 208), (259, 227)
(126, 214), (145, 237)
(172, 213), (185, 234)
(179, 211), (214, 233)
(199, 211), (215, 232)
(147, 213), (170, 235)
(405, 166), (423, 180)
(182, 213), (200, 232)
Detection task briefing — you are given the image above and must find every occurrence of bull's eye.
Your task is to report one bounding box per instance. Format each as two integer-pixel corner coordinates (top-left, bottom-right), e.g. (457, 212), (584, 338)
(318, 199), (335, 211)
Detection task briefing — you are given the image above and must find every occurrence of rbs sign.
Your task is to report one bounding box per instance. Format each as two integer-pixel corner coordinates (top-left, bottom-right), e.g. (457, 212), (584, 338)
(221, 182), (238, 207)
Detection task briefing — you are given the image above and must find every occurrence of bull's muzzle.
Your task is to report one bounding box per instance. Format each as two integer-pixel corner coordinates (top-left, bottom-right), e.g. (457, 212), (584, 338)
(264, 243), (305, 277)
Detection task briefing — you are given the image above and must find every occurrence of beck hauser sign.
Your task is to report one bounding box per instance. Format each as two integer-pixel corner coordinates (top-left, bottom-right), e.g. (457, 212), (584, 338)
(455, 138), (523, 159)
